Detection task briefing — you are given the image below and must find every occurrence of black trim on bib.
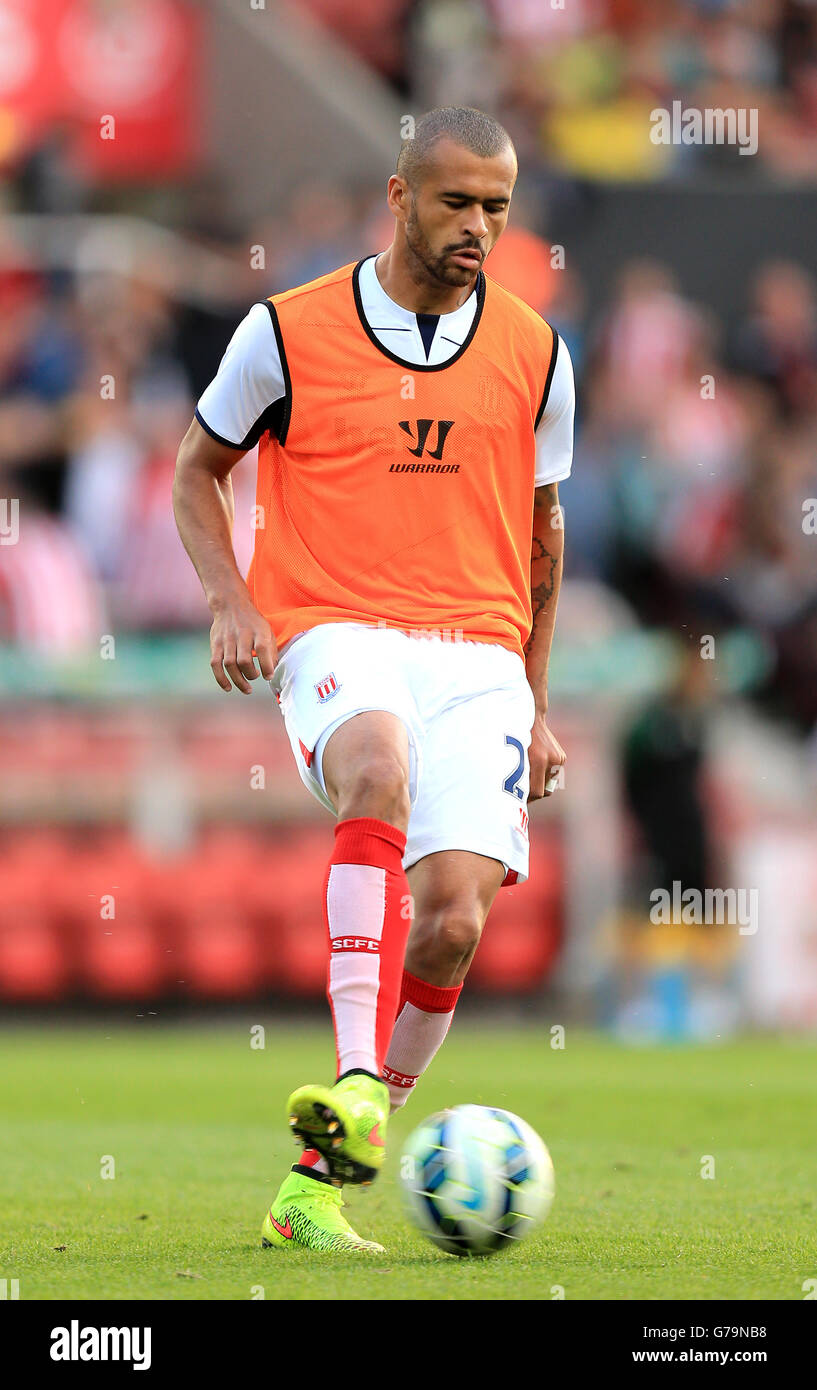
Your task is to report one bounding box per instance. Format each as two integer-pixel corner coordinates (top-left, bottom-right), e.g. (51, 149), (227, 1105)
(195, 398), (286, 453)
(351, 256), (485, 372)
(260, 299), (293, 446)
(195, 302), (293, 451)
(534, 329), (560, 430)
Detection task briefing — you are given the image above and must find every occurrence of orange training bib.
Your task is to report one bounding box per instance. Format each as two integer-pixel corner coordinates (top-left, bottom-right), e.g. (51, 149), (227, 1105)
(247, 259), (556, 659)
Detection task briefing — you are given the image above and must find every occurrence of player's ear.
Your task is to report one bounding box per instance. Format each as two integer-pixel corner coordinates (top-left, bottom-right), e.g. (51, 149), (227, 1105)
(387, 174), (410, 222)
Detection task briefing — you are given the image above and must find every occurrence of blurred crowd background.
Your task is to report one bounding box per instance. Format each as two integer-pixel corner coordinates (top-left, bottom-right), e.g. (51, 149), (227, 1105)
(1, 0), (816, 1035)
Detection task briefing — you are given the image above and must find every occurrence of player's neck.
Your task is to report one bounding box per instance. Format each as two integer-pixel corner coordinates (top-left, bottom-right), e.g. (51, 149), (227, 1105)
(374, 246), (477, 316)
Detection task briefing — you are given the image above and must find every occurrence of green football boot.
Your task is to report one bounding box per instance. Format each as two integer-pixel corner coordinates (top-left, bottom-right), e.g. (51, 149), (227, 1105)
(261, 1168), (385, 1253)
(286, 1072), (390, 1185)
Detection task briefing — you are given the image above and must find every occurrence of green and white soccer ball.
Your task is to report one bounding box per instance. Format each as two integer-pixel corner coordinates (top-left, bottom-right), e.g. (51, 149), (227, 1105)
(399, 1104), (555, 1257)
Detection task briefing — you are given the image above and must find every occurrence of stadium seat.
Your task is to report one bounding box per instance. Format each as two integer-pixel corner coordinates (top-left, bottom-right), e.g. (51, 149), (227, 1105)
(276, 911), (328, 996)
(0, 919), (69, 1001)
(254, 831), (330, 995)
(469, 907), (559, 992)
(0, 840), (72, 999)
(78, 918), (167, 999)
(174, 911), (261, 999)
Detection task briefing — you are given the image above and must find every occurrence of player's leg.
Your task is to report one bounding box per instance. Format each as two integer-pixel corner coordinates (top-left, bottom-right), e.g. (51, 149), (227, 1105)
(263, 710), (414, 1251)
(382, 850), (505, 1109)
(405, 849), (506, 984)
(265, 850), (498, 1254)
(284, 707), (418, 1186)
(262, 625), (421, 1250)
(381, 643), (535, 1113)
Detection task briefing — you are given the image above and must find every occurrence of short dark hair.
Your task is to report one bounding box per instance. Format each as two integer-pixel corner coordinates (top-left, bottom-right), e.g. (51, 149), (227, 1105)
(396, 106), (515, 189)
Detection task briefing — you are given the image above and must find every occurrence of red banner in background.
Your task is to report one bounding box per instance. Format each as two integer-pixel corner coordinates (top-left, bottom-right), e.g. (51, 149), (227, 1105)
(0, 0), (202, 180)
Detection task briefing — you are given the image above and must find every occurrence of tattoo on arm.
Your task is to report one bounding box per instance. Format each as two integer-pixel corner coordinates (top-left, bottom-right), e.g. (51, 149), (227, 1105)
(525, 538), (559, 655)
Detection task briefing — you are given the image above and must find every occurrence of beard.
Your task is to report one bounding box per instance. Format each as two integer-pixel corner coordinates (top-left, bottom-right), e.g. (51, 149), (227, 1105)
(404, 204), (480, 288)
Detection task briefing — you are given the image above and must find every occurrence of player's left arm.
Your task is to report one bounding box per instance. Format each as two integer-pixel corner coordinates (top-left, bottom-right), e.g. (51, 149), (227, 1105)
(526, 482), (566, 800)
(526, 334), (575, 801)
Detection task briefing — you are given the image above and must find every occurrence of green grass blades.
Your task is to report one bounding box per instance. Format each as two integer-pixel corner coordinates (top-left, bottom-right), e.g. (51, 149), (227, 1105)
(0, 1025), (815, 1301)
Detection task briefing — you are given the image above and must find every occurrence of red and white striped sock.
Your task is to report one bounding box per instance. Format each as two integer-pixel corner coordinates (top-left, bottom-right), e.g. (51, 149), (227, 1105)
(296, 819), (410, 1182)
(325, 816), (411, 1078)
(297, 1146), (330, 1178)
(381, 969), (463, 1112)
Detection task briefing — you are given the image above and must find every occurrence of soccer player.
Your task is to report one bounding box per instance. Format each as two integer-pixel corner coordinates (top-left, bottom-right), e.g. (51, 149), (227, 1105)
(173, 107), (574, 1254)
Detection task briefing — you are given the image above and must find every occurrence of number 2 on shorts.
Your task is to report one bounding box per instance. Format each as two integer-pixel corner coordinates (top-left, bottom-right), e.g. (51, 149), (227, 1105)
(503, 734), (525, 801)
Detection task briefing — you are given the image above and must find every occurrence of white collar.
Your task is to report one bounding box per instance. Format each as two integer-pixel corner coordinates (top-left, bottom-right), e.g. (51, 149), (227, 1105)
(357, 254), (478, 350)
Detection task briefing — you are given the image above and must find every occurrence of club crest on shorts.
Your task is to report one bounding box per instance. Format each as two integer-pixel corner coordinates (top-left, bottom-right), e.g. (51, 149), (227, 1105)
(315, 672), (341, 702)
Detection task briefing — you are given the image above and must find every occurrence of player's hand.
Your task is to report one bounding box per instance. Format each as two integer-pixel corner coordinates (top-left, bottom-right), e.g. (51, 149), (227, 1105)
(528, 711), (566, 801)
(209, 599), (278, 694)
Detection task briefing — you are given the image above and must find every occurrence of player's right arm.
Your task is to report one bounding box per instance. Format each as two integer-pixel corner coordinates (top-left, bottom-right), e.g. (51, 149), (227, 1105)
(173, 418), (277, 693)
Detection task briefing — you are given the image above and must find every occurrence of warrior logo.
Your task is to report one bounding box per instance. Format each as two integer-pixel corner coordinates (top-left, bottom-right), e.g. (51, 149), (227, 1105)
(398, 418), (454, 459)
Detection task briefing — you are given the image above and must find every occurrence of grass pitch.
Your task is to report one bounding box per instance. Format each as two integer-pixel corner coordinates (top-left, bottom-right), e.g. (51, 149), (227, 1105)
(0, 1023), (814, 1301)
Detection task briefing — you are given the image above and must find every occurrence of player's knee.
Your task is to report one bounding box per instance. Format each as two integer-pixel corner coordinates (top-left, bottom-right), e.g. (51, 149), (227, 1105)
(337, 754), (411, 828)
(412, 906), (482, 975)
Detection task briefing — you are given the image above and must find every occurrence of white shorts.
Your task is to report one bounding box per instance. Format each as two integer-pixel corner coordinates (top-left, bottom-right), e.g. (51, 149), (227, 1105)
(269, 623), (536, 885)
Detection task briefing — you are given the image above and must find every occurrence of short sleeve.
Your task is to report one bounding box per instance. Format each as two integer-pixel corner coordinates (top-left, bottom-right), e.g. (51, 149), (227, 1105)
(534, 335), (575, 487)
(195, 302), (287, 450)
